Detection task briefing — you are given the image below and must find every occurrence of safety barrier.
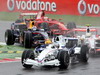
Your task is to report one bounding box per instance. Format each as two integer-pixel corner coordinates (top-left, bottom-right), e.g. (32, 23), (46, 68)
(1, 0), (100, 17)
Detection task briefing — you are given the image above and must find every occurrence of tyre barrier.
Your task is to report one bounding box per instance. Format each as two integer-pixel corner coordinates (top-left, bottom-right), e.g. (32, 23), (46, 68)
(0, 51), (23, 53)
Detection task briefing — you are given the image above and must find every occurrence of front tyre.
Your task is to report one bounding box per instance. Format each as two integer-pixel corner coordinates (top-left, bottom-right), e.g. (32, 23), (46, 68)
(67, 22), (76, 29)
(5, 29), (15, 45)
(24, 31), (32, 48)
(21, 50), (34, 68)
(58, 50), (70, 69)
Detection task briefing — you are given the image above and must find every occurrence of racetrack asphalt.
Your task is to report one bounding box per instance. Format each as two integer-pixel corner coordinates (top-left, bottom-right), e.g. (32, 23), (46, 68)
(1, 21), (100, 75)
(1, 56), (100, 75)
(0, 21), (13, 42)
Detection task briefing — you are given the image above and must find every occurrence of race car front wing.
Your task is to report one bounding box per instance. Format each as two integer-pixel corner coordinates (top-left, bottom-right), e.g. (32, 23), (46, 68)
(24, 59), (60, 67)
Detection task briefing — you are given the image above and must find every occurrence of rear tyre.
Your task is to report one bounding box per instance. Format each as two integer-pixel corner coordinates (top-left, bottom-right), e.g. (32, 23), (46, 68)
(58, 50), (70, 69)
(67, 22), (76, 29)
(24, 31), (32, 48)
(21, 50), (34, 68)
(80, 45), (89, 62)
(5, 29), (15, 45)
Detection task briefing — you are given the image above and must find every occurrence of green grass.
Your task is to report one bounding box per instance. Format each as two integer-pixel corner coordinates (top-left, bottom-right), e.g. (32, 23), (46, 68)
(0, 53), (22, 59)
(0, 12), (20, 21)
(46, 14), (100, 26)
(0, 45), (25, 51)
(0, 45), (35, 59)
(0, 12), (100, 26)
(0, 45), (25, 59)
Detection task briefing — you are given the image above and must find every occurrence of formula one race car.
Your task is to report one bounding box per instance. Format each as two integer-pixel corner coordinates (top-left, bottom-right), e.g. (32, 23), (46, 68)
(74, 24), (100, 55)
(5, 28), (51, 48)
(30, 10), (77, 37)
(21, 43), (70, 69)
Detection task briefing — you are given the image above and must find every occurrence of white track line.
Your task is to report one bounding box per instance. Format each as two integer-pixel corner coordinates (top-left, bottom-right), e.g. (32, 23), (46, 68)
(0, 42), (6, 45)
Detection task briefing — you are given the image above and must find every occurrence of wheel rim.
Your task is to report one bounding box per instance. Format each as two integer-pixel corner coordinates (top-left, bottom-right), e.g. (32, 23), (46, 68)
(64, 52), (69, 66)
(22, 59), (26, 65)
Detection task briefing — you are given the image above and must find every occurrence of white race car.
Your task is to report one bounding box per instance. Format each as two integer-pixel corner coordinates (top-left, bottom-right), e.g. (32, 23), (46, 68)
(21, 43), (70, 69)
(75, 25), (100, 54)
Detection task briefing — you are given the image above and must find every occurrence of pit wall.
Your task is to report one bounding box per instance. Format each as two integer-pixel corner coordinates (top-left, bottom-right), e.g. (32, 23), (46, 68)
(0, 0), (100, 17)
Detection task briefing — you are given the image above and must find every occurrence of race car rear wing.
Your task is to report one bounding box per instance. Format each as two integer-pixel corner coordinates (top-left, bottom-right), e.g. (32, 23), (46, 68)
(74, 28), (97, 32)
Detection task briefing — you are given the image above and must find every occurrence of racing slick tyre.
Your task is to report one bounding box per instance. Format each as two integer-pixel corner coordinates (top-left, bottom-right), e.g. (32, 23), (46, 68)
(57, 50), (70, 69)
(21, 50), (35, 68)
(67, 22), (76, 29)
(5, 29), (15, 45)
(24, 31), (32, 48)
(80, 45), (89, 62)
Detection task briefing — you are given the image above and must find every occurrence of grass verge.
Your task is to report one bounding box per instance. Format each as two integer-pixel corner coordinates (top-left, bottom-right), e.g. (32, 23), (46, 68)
(0, 45), (25, 51)
(0, 12), (100, 26)
(0, 53), (22, 60)
(0, 45), (25, 59)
